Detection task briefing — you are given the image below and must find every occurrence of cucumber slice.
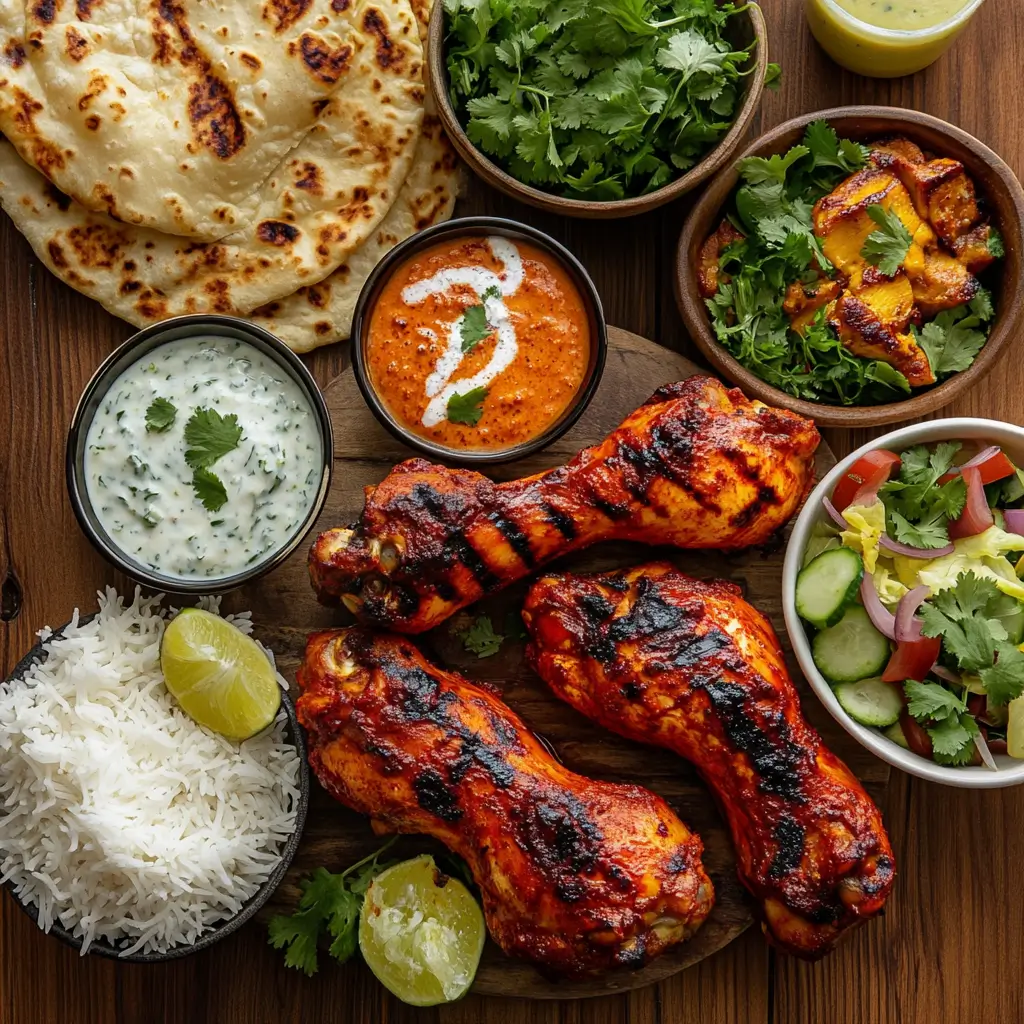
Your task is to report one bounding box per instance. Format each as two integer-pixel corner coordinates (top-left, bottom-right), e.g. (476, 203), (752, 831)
(811, 605), (891, 684)
(883, 720), (910, 749)
(834, 677), (903, 728)
(999, 606), (1024, 646)
(802, 528), (841, 568)
(796, 547), (864, 629)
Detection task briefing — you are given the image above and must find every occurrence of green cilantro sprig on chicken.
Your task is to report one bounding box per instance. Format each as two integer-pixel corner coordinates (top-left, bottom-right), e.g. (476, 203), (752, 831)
(444, 0), (777, 201)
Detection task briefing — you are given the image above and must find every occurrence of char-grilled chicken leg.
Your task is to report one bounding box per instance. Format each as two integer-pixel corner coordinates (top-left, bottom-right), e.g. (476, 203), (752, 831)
(309, 376), (820, 633)
(524, 563), (895, 960)
(297, 628), (714, 976)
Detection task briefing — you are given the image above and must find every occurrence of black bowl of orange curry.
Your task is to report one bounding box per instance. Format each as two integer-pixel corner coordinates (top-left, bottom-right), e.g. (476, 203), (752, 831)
(350, 217), (607, 465)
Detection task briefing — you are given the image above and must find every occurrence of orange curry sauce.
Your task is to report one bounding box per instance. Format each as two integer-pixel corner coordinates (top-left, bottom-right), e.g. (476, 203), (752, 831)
(366, 235), (591, 450)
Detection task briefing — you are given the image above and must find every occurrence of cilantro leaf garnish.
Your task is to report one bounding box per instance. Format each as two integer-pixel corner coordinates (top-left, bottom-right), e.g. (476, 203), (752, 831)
(981, 644), (1024, 706)
(803, 119), (869, 173)
(917, 301), (991, 378)
(904, 679), (966, 721)
(903, 680), (978, 766)
(446, 0), (765, 201)
(447, 387), (488, 426)
(460, 303), (491, 352)
(456, 615), (505, 658)
(268, 839), (398, 976)
(860, 204), (913, 276)
(928, 712), (980, 766)
(879, 443), (967, 549)
(459, 287), (501, 353)
(183, 408), (243, 470)
(920, 573), (1013, 674)
(737, 146), (810, 186)
(145, 397), (177, 433)
(191, 467), (228, 513)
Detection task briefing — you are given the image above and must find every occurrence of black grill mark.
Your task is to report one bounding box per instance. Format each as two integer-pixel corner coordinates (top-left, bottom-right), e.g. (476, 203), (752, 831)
(543, 501), (576, 540)
(578, 592), (615, 628)
(554, 879), (586, 903)
(731, 484), (780, 529)
(615, 932), (647, 967)
(450, 733), (515, 789)
(768, 816), (805, 877)
(592, 495), (630, 520)
(445, 531), (500, 591)
(414, 769), (463, 822)
(607, 579), (685, 642)
(701, 680), (806, 800)
(673, 629), (731, 668)
(489, 512), (534, 567)
(526, 795), (603, 874)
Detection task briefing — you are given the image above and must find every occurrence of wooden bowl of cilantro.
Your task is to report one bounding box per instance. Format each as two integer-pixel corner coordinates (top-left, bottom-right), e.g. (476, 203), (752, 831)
(429, 0), (773, 217)
(676, 107), (1024, 427)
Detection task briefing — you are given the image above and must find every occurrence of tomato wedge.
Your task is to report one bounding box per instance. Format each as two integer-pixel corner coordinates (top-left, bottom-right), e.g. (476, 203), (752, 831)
(948, 466), (995, 540)
(899, 711), (934, 759)
(939, 449), (1017, 486)
(832, 450), (902, 511)
(881, 636), (942, 684)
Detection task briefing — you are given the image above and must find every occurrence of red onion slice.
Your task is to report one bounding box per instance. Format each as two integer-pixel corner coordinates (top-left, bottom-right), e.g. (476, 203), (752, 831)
(951, 445), (1002, 475)
(930, 663), (962, 685)
(878, 535), (955, 558)
(822, 496), (849, 530)
(859, 573), (896, 641)
(1003, 508), (1024, 534)
(974, 731), (1000, 772)
(895, 585), (930, 643)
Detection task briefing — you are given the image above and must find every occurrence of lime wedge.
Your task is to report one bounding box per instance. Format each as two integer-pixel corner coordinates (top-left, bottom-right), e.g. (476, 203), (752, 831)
(160, 608), (281, 741)
(359, 855), (485, 1006)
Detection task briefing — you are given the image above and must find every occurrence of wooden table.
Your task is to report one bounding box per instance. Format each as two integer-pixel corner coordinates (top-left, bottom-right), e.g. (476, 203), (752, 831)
(2, 1), (1022, 1021)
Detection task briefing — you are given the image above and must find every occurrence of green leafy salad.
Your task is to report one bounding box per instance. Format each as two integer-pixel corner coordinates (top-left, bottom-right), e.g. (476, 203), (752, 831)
(704, 121), (1002, 406)
(795, 440), (1024, 768)
(443, 0), (778, 200)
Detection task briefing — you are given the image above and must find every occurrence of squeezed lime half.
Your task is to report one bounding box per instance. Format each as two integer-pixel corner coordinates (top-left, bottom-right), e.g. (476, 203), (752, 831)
(359, 855), (485, 1006)
(160, 608), (281, 741)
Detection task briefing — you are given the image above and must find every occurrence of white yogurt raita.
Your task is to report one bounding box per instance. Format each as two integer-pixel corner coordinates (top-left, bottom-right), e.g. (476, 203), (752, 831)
(84, 336), (322, 580)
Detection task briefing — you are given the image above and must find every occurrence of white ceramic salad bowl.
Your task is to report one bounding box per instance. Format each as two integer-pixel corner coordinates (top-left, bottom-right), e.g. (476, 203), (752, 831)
(783, 418), (1024, 789)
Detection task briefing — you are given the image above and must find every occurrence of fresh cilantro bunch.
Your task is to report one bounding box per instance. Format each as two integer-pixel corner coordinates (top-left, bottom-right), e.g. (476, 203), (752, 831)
(268, 839), (399, 976)
(879, 442), (967, 549)
(903, 573), (1024, 765)
(914, 289), (996, 379)
(444, 0), (777, 200)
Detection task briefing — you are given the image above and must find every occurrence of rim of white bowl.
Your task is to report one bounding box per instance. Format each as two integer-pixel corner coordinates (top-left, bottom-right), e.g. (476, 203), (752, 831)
(783, 417), (1024, 789)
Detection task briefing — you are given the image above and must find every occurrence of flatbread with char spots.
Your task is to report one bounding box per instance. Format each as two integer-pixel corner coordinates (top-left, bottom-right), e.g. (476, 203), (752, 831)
(0, 0), (425, 319)
(0, 0), (370, 240)
(250, 110), (460, 352)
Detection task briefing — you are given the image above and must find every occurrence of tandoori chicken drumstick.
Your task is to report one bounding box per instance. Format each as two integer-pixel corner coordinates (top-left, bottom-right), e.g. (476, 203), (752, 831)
(309, 376), (820, 632)
(523, 563), (895, 960)
(297, 628), (715, 977)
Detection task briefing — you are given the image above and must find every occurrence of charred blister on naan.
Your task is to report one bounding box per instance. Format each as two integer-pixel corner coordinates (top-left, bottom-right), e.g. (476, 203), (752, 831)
(293, 33), (352, 85)
(262, 0), (313, 32)
(256, 219), (301, 246)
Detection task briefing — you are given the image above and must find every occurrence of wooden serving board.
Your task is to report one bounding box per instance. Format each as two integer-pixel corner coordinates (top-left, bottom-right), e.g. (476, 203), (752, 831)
(235, 326), (888, 1000)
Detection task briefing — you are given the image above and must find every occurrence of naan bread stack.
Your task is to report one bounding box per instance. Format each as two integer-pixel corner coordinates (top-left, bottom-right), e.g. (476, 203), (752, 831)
(0, 0), (460, 351)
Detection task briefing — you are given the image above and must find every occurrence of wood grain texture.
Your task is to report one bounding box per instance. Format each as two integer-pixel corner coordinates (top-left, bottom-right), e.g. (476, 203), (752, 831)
(3, 0), (1024, 1021)
(241, 326), (859, 999)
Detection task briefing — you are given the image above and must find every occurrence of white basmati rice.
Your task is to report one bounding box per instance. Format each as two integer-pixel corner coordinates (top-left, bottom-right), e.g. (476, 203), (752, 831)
(0, 587), (301, 956)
